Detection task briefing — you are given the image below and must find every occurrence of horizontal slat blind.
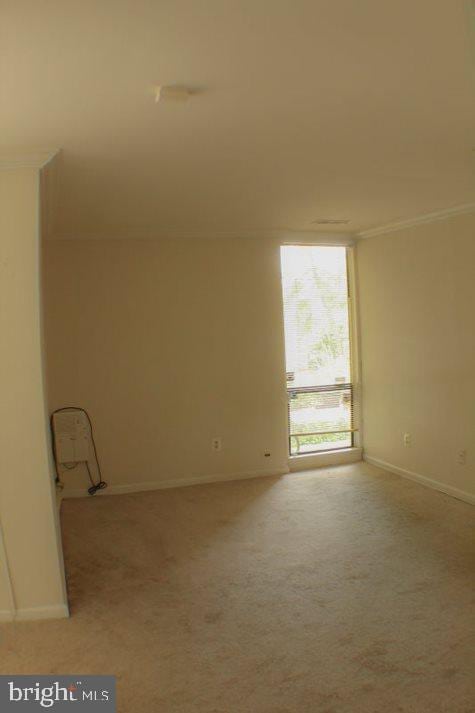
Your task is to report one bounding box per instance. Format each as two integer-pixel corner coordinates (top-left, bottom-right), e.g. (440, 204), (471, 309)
(281, 246), (356, 455)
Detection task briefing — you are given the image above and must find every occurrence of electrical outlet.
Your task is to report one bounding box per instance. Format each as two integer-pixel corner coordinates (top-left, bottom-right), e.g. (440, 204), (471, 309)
(212, 437), (222, 452)
(457, 449), (466, 465)
(403, 432), (412, 447)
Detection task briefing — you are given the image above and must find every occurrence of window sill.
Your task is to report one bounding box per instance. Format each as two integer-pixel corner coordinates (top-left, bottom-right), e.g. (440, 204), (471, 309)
(288, 447), (362, 472)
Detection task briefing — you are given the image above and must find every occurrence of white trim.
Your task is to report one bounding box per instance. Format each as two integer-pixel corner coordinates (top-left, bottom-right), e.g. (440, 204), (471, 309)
(0, 149), (59, 170)
(0, 609), (14, 622)
(289, 447), (362, 472)
(0, 604), (69, 623)
(278, 232), (354, 246)
(15, 604), (69, 622)
(62, 466), (290, 498)
(346, 245), (363, 449)
(363, 454), (475, 505)
(357, 203), (475, 239)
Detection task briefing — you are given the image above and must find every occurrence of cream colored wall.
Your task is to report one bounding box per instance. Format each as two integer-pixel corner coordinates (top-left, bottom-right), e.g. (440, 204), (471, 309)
(43, 238), (290, 493)
(357, 212), (475, 499)
(0, 166), (67, 618)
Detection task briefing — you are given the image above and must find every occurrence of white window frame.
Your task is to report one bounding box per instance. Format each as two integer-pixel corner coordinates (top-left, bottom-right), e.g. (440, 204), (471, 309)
(280, 242), (363, 470)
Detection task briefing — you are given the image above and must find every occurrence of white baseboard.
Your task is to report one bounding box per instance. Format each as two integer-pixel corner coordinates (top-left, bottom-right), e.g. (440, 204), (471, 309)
(363, 454), (475, 505)
(289, 447), (362, 472)
(63, 465), (290, 499)
(15, 604), (70, 622)
(0, 604), (69, 623)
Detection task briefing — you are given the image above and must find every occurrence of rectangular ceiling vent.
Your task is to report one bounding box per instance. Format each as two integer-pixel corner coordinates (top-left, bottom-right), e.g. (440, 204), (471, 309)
(311, 218), (350, 225)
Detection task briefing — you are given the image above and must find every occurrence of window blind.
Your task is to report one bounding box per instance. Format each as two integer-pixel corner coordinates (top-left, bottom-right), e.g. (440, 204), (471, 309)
(281, 245), (355, 455)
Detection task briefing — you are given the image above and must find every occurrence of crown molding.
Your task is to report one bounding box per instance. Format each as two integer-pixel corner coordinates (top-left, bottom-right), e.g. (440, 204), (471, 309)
(0, 149), (60, 171)
(357, 203), (475, 239)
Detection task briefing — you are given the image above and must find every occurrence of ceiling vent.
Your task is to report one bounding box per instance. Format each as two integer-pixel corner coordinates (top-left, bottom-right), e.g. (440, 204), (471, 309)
(154, 85), (193, 103)
(311, 218), (351, 225)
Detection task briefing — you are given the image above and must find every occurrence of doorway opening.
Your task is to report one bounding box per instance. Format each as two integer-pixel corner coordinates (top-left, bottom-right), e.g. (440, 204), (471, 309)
(280, 245), (356, 456)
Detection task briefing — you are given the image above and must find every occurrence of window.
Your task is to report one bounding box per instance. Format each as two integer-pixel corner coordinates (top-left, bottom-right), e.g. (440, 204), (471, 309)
(280, 245), (356, 455)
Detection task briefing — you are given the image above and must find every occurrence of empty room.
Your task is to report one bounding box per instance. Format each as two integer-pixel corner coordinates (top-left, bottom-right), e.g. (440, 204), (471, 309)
(0, 1), (474, 712)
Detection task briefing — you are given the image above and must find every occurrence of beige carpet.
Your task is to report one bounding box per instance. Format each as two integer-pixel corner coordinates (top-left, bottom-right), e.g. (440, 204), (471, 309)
(1, 462), (474, 712)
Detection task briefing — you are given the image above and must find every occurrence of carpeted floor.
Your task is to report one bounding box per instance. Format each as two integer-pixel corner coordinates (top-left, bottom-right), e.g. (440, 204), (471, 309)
(1, 462), (474, 712)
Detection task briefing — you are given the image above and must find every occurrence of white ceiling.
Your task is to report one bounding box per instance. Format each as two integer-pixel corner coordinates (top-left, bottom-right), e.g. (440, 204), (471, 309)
(1, 0), (474, 239)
